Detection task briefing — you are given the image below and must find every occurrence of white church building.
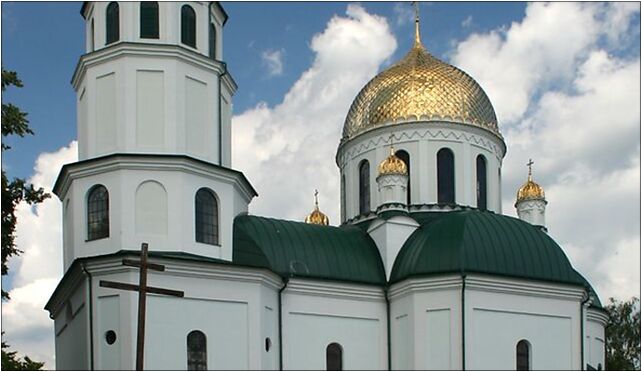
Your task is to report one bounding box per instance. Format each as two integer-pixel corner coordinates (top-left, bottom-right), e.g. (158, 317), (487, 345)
(45, 2), (608, 370)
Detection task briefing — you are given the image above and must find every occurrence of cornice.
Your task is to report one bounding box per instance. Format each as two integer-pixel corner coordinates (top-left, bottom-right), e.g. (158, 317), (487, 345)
(586, 308), (609, 325)
(285, 278), (385, 302)
(71, 42), (231, 90)
(53, 153), (257, 202)
(336, 121), (506, 169)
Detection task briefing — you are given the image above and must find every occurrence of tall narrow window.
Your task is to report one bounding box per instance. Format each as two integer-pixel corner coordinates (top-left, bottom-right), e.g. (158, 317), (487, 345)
(105, 2), (119, 45)
(195, 188), (219, 245)
(516, 340), (530, 370)
(326, 342), (343, 371)
(140, 2), (159, 39)
(187, 330), (207, 370)
(476, 155), (487, 210)
(395, 150), (411, 205)
(181, 5), (196, 48)
(359, 160), (370, 214)
(437, 148), (455, 204)
(341, 174), (346, 222)
(209, 23), (216, 59)
(87, 185), (109, 240)
(90, 18), (95, 51)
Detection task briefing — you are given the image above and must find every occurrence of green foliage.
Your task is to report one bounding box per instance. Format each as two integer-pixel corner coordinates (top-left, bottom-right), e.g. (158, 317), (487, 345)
(1, 69), (47, 370)
(1, 68), (50, 300)
(605, 297), (641, 370)
(1, 334), (44, 371)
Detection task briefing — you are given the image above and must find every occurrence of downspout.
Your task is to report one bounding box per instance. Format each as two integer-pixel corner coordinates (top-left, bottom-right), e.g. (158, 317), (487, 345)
(82, 263), (95, 370)
(461, 274), (466, 370)
(278, 279), (289, 370)
(580, 288), (591, 371)
(384, 286), (391, 370)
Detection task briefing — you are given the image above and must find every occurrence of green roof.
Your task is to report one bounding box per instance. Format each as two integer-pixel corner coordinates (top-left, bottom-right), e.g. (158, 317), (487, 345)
(390, 210), (588, 286)
(233, 215), (386, 285)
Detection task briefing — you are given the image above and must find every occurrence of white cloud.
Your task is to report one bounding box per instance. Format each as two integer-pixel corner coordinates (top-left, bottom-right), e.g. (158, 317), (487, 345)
(392, 2), (414, 26)
(261, 49), (285, 77)
(451, 2), (640, 302)
(461, 15), (473, 28)
(233, 4), (397, 223)
(3, 141), (78, 369)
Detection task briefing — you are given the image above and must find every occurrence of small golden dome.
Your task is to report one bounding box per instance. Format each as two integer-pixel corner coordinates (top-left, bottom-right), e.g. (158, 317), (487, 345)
(341, 19), (499, 144)
(516, 160), (545, 203)
(305, 190), (329, 226)
(378, 146), (408, 176)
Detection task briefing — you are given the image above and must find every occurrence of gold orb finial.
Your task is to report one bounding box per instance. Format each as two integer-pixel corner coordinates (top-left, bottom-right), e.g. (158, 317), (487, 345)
(378, 135), (408, 176)
(516, 159), (545, 203)
(305, 189), (329, 225)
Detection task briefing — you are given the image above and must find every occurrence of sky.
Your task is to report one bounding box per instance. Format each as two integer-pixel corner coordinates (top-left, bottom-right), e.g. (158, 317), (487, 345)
(1, 1), (640, 368)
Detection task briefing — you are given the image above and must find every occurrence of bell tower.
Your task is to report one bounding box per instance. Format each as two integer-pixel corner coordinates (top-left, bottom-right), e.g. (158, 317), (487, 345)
(54, 1), (256, 271)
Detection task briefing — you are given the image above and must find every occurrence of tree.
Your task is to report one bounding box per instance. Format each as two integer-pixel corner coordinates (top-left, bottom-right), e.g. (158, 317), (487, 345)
(605, 297), (641, 370)
(1, 69), (48, 370)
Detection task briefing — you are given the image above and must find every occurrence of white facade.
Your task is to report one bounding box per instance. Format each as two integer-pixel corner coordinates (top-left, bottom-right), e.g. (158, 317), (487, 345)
(516, 198), (548, 228)
(337, 121), (505, 223)
(47, 2), (606, 371)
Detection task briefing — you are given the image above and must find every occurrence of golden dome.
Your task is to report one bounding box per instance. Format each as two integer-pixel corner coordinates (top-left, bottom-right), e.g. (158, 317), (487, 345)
(341, 24), (499, 143)
(516, 160), (545, 203)
(305, 190), (329, 226)
(378, 146), (408, 176)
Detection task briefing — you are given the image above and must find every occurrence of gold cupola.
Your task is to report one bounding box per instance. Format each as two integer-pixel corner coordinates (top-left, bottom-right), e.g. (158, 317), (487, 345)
(516, 159), (545, 203)
(340, 8), (500, 144)
(305, 190), (329, 225)
(378, 145), (408, 176)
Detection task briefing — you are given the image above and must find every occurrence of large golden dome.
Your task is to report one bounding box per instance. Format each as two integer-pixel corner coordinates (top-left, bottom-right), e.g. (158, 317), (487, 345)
(341, 31), (500, 143)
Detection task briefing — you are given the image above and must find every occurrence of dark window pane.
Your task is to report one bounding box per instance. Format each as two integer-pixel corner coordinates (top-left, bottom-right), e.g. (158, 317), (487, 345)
(516, 340), (530, 371)
(340, 175), (346, 222)
(195, 188), (219, 245)
(437, 148), (455, 204)
(187, 330), (207, 370)
(181, 5), (196, 48)
(395, 150), (411, 205)
(359, 160), (370, 214)
(476, 155), (487, 210)
(106, 2), (119, 45)
(87, 185), (109, 240)
(326, 343), (342, 371)
(209, 23), (216, 59)
(140, 2), (159, 39)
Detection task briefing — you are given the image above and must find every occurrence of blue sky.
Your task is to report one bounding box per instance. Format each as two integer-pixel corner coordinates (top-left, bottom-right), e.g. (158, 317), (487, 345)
(1, 2), (640, 368)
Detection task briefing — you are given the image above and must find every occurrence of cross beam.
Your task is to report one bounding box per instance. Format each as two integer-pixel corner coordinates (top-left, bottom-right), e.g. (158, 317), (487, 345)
(99, 243), (184, 370)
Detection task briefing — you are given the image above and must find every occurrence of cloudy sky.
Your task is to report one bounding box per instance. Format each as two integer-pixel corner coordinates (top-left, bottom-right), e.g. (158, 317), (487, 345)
(1, 2), (640, 368)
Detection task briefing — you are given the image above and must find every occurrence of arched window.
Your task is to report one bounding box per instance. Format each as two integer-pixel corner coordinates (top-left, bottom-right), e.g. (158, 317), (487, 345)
(181, 5), (196, 48)
(395, 150), (411, 205)
(87, 185), (109, 240)
(437, 148), (455, 204)
(209, 23), (216, 59)
(105, 2), (119, 45)
(90, 18), (95, 51)
(358, 160), (370, 214)
(187, 330), (207, 370)
(476, 155), (487, 210)
(341, 174), (346, 222)
(195, 188), (218, 245)
(140, 2), (159, 39)
(516, 340), (530, 370)
(326, 342), (343, 371)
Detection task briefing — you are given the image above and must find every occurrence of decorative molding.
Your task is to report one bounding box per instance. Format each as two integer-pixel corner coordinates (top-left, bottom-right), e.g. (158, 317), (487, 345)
(284, 278), (385, 302)
(389, 275), (464, 300)
(336, 122), (506, 168)
(586, 309), (609, 325)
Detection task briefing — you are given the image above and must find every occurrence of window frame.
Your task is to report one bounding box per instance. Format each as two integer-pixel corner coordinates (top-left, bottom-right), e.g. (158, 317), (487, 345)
(195, 188), (219, 246)
(437, 148), (455, 204)
(187, 330), (207, 370)
(105, 2), (120, 45)
(181, 4), (197, 48)
(87, 185), (110, 241)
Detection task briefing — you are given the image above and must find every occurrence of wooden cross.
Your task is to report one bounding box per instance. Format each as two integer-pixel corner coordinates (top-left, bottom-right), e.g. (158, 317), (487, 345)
(99, 243), (184, 370)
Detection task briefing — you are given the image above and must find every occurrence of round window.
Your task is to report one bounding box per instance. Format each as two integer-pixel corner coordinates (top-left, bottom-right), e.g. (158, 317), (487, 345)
(105, 330), (117, 345)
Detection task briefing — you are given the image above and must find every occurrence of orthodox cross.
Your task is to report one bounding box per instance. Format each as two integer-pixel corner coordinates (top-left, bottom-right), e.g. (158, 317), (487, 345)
(314, 189), (320, 207)
(527, 158), (534, 178)
(99, 243), (184, 370)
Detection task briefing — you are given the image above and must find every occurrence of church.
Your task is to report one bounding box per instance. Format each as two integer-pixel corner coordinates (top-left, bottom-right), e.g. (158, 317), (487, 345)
(45, 2), (608, 370)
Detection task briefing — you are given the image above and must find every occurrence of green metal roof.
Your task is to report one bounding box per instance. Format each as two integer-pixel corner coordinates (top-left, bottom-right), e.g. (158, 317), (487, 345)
(233, 215), (386, 285)
(390, 210), (588, 286)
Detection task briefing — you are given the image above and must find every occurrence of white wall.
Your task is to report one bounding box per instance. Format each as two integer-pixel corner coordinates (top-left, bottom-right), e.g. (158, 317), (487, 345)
(337, 121), (505, 222)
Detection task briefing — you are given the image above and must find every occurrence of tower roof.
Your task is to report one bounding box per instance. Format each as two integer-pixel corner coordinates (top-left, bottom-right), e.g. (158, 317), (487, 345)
(341, 15), (499, 144)
(378, 146), (408, 176)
